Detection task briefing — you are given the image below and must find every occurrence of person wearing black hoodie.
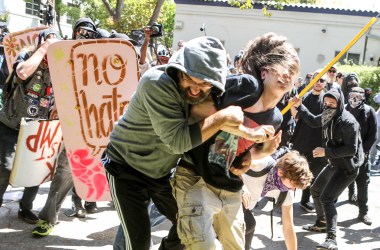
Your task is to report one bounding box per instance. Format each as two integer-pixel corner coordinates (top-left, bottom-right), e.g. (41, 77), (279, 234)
(291, 88), (364, 250)
(341, 72), (359, 104)
(345, 87), (377, 225)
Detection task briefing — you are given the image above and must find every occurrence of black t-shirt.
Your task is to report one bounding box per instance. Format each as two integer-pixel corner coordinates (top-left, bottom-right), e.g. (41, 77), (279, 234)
(291, 91), (324, 153)
(186, 74), (282, 192)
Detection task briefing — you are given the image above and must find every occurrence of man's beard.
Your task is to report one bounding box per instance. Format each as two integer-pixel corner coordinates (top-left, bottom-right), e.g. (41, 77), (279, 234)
(178, 85), (211, 104)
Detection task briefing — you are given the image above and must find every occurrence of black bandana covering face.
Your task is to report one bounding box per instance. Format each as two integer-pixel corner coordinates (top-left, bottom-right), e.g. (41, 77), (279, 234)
(321, 106), (337, 126)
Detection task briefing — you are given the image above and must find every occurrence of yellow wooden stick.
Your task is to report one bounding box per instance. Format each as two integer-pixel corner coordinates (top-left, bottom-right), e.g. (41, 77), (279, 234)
(281, 14), (379, 115)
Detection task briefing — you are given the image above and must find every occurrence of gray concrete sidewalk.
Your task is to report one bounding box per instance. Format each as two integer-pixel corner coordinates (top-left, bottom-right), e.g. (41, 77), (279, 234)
(0, 171), (380, 250)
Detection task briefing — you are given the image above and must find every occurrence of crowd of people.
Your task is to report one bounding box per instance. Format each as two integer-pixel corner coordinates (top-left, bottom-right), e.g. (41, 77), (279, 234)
(0, 16), (379, 250)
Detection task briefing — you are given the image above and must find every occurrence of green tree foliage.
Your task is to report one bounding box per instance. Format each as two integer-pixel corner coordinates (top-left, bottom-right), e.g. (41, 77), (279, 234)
(228, 0), (316, 16)
(338, 64), (380, 108)
(76, 0), (175, 48)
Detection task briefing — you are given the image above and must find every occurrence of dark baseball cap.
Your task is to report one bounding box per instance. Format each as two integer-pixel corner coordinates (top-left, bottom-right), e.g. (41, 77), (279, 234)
(109, 33), (138, 46)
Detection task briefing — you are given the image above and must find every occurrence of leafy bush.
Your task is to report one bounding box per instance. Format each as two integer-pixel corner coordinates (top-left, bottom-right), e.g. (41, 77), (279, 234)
(338, 64), (380, 108)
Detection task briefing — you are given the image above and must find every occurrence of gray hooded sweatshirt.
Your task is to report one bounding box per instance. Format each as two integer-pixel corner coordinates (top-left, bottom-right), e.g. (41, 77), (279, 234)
(105, 36), (227, 178)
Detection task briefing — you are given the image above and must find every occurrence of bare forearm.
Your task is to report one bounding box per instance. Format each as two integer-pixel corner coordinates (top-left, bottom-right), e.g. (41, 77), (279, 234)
(221, 124), (253, 140)
(16, 43), (49, 80)
(282, 205), (297, 250)
(139, 37), (150, 65)
(199, 113), (225, 142)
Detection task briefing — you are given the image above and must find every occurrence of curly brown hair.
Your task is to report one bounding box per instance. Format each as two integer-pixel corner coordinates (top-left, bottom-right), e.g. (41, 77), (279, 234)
(240, 32), (300, 80)
(275, 151), (313, 190)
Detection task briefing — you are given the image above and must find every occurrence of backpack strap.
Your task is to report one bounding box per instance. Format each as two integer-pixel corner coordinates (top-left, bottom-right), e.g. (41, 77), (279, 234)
(245, 161), (274, 177)
(274, 191), (288, 208)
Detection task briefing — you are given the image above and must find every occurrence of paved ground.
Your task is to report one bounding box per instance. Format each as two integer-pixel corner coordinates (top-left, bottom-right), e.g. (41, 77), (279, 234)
(1, 169), (380, 250)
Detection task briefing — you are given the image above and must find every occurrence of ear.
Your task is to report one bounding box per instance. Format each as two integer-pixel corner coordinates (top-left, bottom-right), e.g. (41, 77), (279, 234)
(261, 69), (267, 80)
(277, 168), (283, 177)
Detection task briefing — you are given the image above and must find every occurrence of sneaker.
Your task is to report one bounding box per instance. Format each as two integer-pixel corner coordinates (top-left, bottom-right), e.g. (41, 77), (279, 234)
(84, 201), (98, 214)
(32, 220), (54, 237)
(316, 238), (338, 250)
(358, 214), (372, 225)
(72, 202), (86, 218)
(18, 209), (39, 224)
(302, 220), (326, 232)
(300, 202), (315, 213)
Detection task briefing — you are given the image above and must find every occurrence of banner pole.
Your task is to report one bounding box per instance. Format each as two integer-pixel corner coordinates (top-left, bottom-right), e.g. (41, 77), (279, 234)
(281, 14), (380, 115)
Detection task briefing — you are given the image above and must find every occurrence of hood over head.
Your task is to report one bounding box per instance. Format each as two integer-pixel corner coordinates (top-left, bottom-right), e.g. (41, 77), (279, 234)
(342, 72), (360, 102)
(165, 36), (227, 95)
(72, 17), (97, 39)
(323, 88), (345, 117)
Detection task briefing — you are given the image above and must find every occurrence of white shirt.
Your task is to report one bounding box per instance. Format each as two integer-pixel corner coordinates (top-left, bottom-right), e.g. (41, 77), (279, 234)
(242, 156), (293, 210)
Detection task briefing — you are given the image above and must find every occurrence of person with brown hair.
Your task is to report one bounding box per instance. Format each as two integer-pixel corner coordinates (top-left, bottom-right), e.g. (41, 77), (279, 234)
(103, 36), (248, 250)
(243, 150), (313, 250)
(336, 72), (345, 86)
(173, 32), (300, 249)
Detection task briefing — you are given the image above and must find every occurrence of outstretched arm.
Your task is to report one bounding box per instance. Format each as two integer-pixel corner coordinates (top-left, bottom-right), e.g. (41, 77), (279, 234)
(282, 204), (297, 250)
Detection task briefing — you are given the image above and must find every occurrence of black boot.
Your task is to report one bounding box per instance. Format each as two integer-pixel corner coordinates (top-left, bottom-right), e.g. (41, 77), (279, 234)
(84, 201), (98, 214)
(72, 188), (86, 218)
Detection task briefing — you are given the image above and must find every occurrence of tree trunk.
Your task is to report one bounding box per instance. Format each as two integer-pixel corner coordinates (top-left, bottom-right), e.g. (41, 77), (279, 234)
(148, 0), (165, 25)
(101, 0), (117, 20)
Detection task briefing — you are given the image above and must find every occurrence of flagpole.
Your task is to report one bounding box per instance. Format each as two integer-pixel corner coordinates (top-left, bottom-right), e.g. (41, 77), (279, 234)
(281, 14), (380, 115)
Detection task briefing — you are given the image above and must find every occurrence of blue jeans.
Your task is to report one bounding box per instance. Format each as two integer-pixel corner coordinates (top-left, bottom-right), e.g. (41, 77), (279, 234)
(311, 164), (359, 235)
(0, 121), (39, 209)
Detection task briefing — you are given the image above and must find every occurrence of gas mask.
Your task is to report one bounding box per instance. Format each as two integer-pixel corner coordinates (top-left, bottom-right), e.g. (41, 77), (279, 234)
(75, 28), (96, 40)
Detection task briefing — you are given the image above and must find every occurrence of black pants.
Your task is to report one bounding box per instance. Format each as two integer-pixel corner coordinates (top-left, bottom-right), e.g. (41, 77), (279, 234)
(243, 206), (256, 250)
(103, 155), (183, 250)
(301, 152), (326, 204)
(348, 158), (371, 215)
(0, 122), (39, 209)
(311, 164), (359, 235)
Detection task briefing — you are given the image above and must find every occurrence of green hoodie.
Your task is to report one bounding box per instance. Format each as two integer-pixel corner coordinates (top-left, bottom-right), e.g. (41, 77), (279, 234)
(105, 36), (227, 178)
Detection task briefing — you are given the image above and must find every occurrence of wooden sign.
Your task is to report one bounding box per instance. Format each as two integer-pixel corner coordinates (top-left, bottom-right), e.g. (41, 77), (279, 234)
(47, 39), (140, 201)
(10, 118), (63, 187)
(2, 26), (48, 72)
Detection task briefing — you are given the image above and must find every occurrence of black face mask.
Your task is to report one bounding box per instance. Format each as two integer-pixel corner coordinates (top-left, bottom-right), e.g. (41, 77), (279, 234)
(322, 106), (337, 126)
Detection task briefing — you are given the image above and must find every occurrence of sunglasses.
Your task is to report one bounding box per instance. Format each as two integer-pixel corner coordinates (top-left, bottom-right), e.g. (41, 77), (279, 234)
(317, 79), (326, 83)
(328, 70), (337, 73)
